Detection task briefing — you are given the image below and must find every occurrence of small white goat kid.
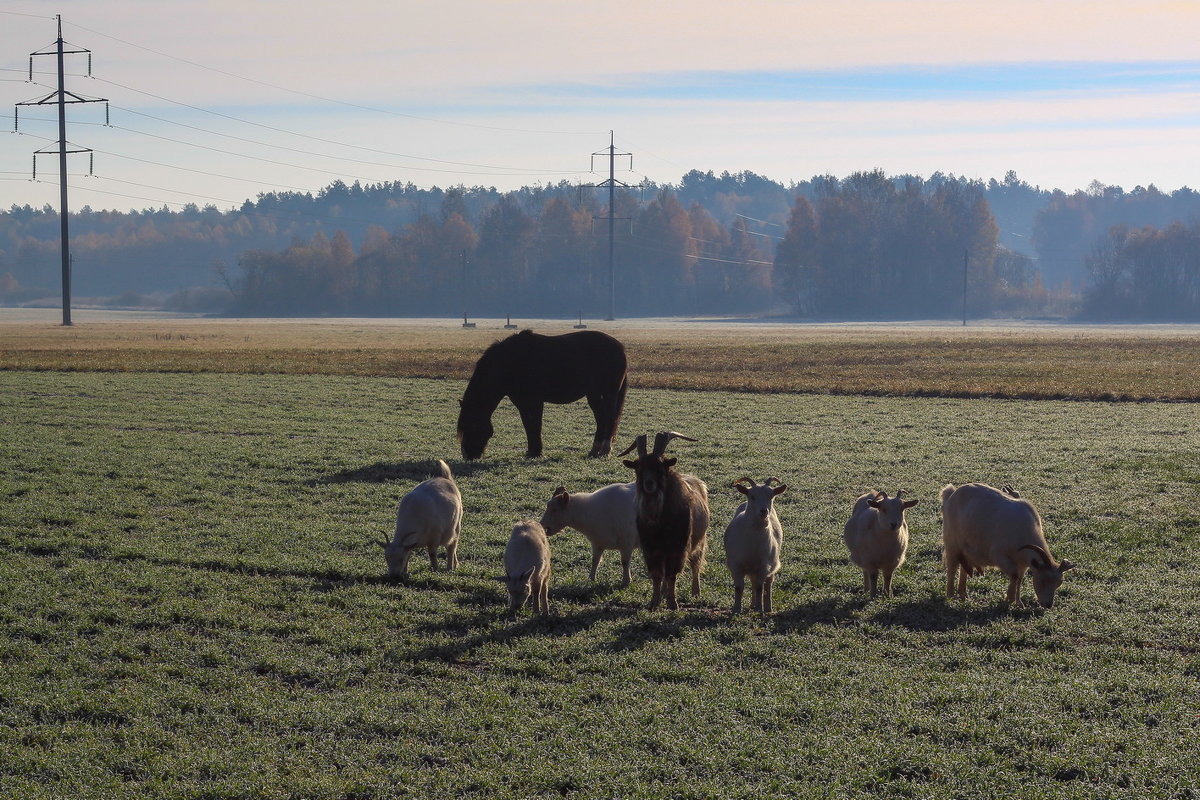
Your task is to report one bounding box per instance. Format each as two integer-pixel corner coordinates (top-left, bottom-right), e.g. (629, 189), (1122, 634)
(940, 482), (1075, 608)
(377, 460), (462, 580)
(723, 477), (787, 614)
(843, 489), (918, 598)
(503, 520), (552, 615)
(539, 483), (639, 587)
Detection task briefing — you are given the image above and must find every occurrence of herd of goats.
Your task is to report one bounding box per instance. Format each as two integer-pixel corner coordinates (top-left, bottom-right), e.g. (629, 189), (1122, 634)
(375, 329), (1077, 616)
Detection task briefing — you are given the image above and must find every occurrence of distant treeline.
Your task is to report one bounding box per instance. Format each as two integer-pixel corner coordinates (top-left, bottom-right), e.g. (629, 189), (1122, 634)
(2, 170), (1199, 320)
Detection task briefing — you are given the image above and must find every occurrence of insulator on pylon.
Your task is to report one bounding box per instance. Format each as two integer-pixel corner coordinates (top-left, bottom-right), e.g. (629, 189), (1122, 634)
(32, 155), (37, 181)
(105, 103), (110, 126)
(89, 152), (94, 176)
(28, 56), (33, 81)
(13, 107), (18, 132)
(87, 53), (93, 77)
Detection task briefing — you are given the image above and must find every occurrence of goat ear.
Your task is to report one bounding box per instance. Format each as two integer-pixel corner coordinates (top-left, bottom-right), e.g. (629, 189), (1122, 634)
(622, 459), (637, 469)
(664, 457), (677, 468)
(735, 483), (750, 496)
(1059, 560), (1076, 572)
(773, 484), (788, 496)
(902, 499), (919, 509)
(867, 499), (882, 509)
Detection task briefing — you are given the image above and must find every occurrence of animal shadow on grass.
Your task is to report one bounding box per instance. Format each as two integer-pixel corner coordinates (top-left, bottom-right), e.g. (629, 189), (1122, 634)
(769, 595), (873, 635)
(868, 596), (1023, 631)
(101, 549), (392, 589)
(308, 458), (495, 486)
(400, 600), (639, 665)
(767, 586), (1024, 635)
(605, 607), (728, 652)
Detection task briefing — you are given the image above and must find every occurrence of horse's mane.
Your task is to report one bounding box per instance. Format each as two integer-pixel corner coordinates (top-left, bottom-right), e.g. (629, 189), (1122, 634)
(481, 329), (535, 358)
(463, 331), (535, 408)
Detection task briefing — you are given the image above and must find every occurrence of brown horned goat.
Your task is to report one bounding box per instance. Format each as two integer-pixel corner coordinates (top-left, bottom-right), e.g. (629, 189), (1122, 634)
(619, 432), (710, 610)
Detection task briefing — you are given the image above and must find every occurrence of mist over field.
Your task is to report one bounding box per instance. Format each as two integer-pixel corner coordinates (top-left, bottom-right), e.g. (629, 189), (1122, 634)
(4, 172), (1200, 323)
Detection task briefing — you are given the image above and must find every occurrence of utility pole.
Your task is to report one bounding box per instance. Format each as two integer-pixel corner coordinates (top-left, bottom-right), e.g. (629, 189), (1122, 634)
(460, 249), (474, 328)
(962, 249), (969, 326)
(580, 132), (632, 321)
(15, 16), (107, 326)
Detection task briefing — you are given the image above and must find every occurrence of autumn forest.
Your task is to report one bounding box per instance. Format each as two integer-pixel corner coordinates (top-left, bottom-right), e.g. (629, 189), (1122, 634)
(2, 169), (1199, 320)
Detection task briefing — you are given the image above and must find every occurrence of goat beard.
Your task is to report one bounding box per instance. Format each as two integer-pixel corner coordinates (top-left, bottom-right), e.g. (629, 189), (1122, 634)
(637, 491), (665, 522)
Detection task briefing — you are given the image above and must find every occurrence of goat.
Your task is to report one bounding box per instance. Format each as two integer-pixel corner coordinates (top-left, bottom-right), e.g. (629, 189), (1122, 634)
(376, 460), (462, 580)
(723, 477), (787, 614)
(539, 483), (639, 587)
(842, 490), (918, 598)
(619, 432), (710, 611)
(503, 520), (552, 615)
(940, 482), (1076, 608)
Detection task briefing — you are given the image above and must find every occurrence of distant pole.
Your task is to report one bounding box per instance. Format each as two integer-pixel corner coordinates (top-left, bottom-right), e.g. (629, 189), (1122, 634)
(55, 17), (70, 326)
(16, 15), (107, 327)
(460, 249), (474, 328)
(580, 131), (632, 321)
(606, 142), (615, 321)
(962, 249), (968, 327)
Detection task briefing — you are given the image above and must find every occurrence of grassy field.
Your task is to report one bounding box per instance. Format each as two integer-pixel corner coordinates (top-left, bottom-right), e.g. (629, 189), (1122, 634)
(2, 314), (1199, 400)
(1, 353), (1198, 798)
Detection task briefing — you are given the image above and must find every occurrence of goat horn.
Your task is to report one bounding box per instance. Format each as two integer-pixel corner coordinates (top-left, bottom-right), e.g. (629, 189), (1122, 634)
(732, 477), (757, 489)
(896, 489), (906, 498)
(617, 434), (648, 458)
(1018, 543), (1054, 566)
(652, 431), (696, 456)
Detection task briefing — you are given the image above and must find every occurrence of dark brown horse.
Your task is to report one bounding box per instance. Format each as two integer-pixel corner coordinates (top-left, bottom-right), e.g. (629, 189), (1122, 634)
(457, 330), (628, 459)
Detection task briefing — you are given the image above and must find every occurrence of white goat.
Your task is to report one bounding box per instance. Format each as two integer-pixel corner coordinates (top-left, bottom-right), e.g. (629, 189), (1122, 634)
(377, 460), (462, 579)
(503, 520), (552, 615)
(539, 483), (639, 587)
(940, 482), (1076, 608)
(723, 477), (787, 614)
(843, 489), (918, 598)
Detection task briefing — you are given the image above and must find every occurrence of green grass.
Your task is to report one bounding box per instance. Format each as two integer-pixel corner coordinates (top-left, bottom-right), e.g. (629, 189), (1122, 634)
(1, 370), (1198, 799)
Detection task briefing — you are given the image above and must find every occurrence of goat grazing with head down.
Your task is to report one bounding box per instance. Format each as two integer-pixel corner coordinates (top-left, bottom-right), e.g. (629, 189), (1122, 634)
(376, 460), (463, 580)
(724, 477), (787, 614)
(843, 489), (918, 598)
(620, 432), (710, 611)
(941, 482), (1076, 608)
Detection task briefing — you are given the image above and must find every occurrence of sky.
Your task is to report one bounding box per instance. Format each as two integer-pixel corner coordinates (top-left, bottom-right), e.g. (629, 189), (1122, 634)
(2, 0), (1200, 213)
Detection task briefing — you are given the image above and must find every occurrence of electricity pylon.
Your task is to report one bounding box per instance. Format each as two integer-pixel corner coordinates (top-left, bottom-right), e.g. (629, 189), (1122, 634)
(15, 15), (107, 326)
(581, 132), (632, 321)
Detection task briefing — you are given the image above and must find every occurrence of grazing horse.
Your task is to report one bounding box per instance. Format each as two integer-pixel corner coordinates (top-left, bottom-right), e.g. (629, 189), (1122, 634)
(457, 329), (628, 459)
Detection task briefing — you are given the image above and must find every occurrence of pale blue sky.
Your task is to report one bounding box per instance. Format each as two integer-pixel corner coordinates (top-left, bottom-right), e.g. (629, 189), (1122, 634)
(3, 1), (1200, 212)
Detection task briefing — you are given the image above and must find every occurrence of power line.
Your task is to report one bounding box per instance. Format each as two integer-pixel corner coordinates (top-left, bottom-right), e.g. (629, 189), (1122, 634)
(62, 18), (606, 137)
(84, 76), (583, 176)
(14, 128), (327, 194)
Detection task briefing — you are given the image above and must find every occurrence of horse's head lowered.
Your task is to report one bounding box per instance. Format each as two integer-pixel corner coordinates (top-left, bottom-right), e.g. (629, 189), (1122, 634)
(457, 397), (493, 460)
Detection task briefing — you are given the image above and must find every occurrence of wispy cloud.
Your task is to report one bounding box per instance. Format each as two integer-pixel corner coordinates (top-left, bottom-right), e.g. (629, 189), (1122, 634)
(523, 61), (1200, 103)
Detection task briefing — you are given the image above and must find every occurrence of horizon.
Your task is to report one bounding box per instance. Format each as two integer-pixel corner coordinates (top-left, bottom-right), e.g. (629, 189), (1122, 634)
(3, 1), (1200, 214)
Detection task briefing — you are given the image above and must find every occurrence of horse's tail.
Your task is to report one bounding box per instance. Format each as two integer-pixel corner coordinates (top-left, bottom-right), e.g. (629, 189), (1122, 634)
(434, 459), (453, 481)
(611, 370), (629, 441)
